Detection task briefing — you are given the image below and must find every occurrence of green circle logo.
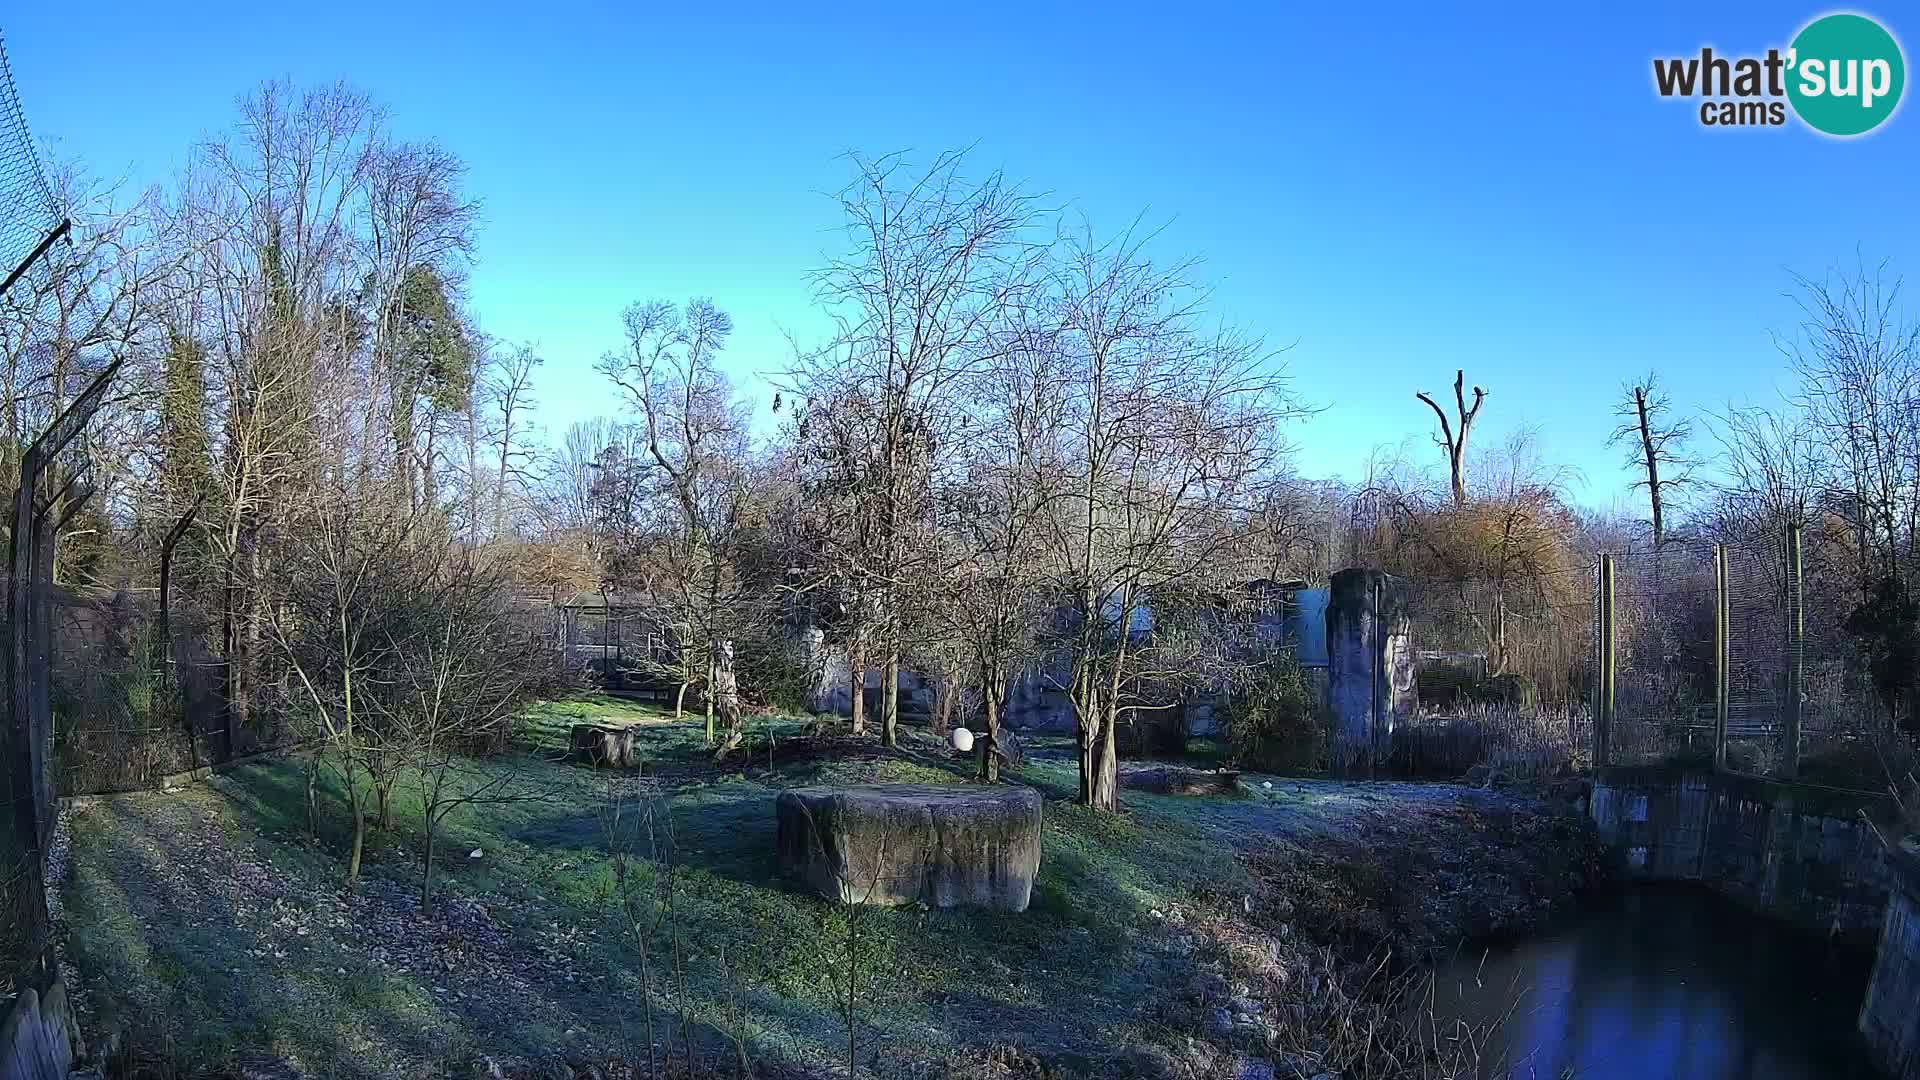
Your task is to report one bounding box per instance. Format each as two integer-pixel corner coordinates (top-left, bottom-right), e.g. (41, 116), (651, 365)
(1787, 13), (1906, 136)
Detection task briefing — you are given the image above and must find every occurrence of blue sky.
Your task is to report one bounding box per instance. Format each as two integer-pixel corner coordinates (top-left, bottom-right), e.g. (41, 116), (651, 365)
(7, 2), (1915, 509)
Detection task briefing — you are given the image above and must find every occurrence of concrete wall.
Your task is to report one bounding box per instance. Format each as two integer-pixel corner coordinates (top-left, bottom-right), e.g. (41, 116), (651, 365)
(1326, 569), (1414, 776)
(1861, 852), (1920, 1079)
(1589, 768), (1895, 939)
(1591, 769), (1920, 1074)
(0, 978), (79, 1079)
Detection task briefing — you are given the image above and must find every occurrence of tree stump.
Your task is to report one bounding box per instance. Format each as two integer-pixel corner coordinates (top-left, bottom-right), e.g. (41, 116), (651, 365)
(1118, 765), (1241, 796)
(570, 724), (638, 769)
(776, 784), (1043, 912)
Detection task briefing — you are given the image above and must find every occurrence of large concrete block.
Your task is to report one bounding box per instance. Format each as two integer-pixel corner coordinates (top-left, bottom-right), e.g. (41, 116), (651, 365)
(1326, 568), (1414, 776)
(1, 979), (79, 1080)
(1861, 852), (1920, 1078)
(776, 784), (1043, 912)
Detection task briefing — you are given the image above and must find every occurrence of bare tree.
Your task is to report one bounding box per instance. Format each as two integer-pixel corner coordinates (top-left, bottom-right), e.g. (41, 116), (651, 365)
(1035, 224), (1301, 810)
(784, 150), (1046, 748)
(176, 81), (384, 754)
(483, 340), (542, 538)
(597, 298), (756, 751)
(1609, 374), (1696, 548)
(361, 139), (477, 514)
(1416, 369), (1487, 506)
(1784, 261), (1920, 582)
(386, 581), (558, 907)
(924, 332), (1060, 780)
(1711, 401), (1823, 537)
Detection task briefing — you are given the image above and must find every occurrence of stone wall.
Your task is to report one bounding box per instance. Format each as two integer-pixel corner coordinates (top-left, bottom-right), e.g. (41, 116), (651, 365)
(1589, 767), (1895, 939)
(0, 978), (79, 1079)
(1861, 852), (1920, 1078)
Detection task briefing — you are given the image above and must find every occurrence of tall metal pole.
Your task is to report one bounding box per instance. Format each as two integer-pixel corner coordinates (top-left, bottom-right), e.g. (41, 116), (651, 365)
(1783, 523), (1804, 780)
(1596, 555), (1616, 770)
(1714, 544), (1729, 772)
(1368, 576), (1380, 782)
(0, 219), (69, 298)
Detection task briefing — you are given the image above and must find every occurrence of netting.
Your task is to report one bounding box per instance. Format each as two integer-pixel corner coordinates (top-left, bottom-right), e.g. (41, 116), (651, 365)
(1721, 533), (1793, 775)
(0, 33), (56, 274)
(0, 29), (74, 441)
(1797, 522), (1893, 774)
(1594, 525), (1899, 786)
(1390, 575), (1595, 780)
(1609, 540), (1719, 765)
(0, 29), (86, 988)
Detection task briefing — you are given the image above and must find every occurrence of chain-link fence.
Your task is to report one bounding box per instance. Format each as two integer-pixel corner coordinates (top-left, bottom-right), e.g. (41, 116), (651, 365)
(1594, 524), (1902, 790)
(1607, 540), (1719, 766)
(1389, 575), (1594, 781)
(1796, 522), (1894, 780)
(0, 26), (89, 990)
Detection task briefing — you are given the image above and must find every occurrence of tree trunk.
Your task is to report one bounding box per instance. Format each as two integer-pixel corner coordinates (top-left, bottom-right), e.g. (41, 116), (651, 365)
(1634, 386), (1665, 547)
(160, 500), (200, 768)
(933, 676), (955, 737)
(710, 640), (744, 759)
(674, 681), (689, 720)
(1091, 701), (1119, 811)
(705, 649), (717, 748)
(849, 638), (867, 735)
(1075, 655), (1124, 812)
(977, 663), (1005, 783)
(882, 648), (900, 748)
(346, 798), (367, 889)
(422, 812), (437, 910)
(242, 526), (262, 749)
(422, 418), (439, 511)
(393, 390), (417, 514)
(305, 756), (320, 838)
(1074, 667), (1098, 805)
(220, 544), (248, 761)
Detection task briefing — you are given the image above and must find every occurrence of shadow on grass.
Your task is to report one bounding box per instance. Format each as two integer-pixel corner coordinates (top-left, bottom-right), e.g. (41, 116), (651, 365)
(63, 715), (1305, 1076)
(65, 798), (457, 1076)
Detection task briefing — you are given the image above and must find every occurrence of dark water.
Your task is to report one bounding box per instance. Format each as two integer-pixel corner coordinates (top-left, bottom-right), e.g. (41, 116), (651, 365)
(1426, 885), (1884, 1080)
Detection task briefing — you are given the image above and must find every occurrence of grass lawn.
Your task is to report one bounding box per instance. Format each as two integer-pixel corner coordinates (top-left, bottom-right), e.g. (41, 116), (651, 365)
(57, 696), (1599, 1078)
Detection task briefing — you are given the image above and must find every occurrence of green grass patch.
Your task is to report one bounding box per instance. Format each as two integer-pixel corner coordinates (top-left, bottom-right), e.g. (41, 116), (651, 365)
(59, 696), (1404, 1076)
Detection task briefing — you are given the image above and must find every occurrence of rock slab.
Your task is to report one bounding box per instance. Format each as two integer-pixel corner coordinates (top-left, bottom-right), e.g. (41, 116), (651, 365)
(0, 979), (78, 1080)
(1119, 766), (1241, 796)
(776, 784), (1042, 912)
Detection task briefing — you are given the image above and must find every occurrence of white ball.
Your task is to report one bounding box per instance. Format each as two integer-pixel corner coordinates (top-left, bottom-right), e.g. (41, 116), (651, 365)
(950, 727), (974, 752)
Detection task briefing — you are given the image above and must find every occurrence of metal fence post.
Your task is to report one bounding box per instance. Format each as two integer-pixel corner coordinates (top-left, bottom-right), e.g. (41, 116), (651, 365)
(1720, 541), (1735, 768)
(1595, 554), (1615, 770)
(1783, 523), (1804, 780)
(1368, 575), (1380, 782)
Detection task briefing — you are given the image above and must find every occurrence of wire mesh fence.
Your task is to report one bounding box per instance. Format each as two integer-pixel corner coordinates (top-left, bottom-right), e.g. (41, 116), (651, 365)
(1608, 540), (1719, 766)
(1592, 523), (1905, 791)
(0, 29), (70, 988)
(1388, 575), (1594, 781)
(1796, 522), (1897, 780)
(1722, 533), (1794, 776)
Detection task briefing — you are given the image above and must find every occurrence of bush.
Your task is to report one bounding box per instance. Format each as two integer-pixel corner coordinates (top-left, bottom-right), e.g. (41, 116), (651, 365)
(1116, 699), (1193, 758)
(1799, 735), (1919, 792)
(1483, 671), (1538, 709)
(1414, 663), (1537, 711)
(1223, 653), (1323, 773)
